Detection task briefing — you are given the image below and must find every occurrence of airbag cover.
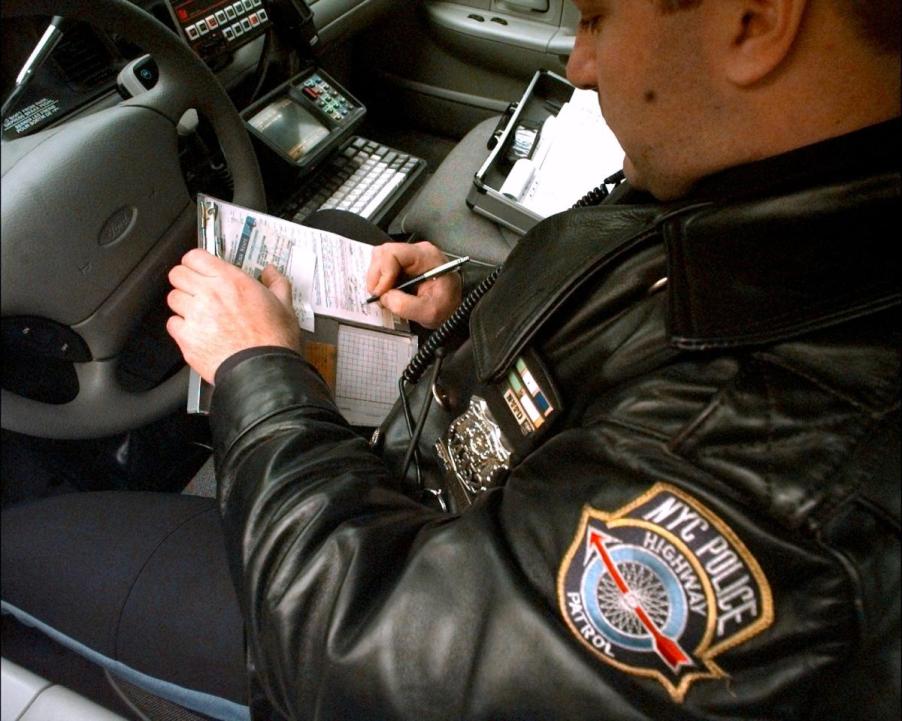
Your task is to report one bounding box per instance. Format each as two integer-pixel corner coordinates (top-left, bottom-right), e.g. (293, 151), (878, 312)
(1, 105), (189, 325)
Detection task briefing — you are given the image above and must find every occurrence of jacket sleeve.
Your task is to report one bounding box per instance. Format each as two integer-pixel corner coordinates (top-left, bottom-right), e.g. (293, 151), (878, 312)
(210, 349), (608, 721)
(210, 349), (892, 721)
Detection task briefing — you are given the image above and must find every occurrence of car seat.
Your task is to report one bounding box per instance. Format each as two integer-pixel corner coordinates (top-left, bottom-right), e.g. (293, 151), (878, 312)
(389, 116), (521, 266)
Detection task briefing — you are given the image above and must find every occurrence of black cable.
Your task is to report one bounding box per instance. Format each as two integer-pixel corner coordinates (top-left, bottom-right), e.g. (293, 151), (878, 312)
(401, 265), (503, 385)
(572, 184), (609, 208)
(248, 31), (273, 104)
(400, 349), (445, 480)
(396, 267), (499, 496)
(398, 375), (422, 490)
(394, 169), (622, 489)
(572, 170), (625, 208)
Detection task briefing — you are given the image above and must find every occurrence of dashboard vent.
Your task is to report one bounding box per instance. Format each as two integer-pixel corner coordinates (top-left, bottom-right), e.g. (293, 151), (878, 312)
(51, 23), (116, 91)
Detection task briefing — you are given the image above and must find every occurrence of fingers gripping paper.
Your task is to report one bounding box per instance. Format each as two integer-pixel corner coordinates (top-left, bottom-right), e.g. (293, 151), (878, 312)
(188, 195), (413, 418)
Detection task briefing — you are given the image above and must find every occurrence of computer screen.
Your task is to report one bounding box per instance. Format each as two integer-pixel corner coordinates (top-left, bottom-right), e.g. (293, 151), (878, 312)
(248, 96), (330, 161)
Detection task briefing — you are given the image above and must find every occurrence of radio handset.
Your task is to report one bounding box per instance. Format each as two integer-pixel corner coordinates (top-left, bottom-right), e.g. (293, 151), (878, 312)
(266, 0), (319, 51)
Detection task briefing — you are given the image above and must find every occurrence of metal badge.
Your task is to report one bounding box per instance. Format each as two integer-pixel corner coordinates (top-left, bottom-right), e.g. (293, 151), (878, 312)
(435, 395), (511, 498)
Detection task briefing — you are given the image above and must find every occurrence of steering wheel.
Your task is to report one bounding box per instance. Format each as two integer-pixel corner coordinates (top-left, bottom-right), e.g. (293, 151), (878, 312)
(1, 0), (265, 439)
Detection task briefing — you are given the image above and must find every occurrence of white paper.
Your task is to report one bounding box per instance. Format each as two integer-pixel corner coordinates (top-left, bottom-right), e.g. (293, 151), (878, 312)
(216, 201), (318, 332)
(499, 158), (536, 200)
(310, 231), (395, 329)
(517, 88), (624, 217)
(204, 195), (398, 332)
(335, 324), (417, 426)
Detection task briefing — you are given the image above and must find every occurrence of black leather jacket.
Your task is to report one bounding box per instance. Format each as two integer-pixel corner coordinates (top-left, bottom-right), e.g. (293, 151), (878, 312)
(211, 120), (900, 721)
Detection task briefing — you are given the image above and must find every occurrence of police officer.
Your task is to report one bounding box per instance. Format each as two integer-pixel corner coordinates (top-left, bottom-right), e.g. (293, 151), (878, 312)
(4, 1), (899, 720)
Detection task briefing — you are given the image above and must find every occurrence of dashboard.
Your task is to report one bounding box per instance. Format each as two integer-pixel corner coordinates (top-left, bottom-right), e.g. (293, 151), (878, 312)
(0, 0), (401, 141)
(0, 0), (406, 411)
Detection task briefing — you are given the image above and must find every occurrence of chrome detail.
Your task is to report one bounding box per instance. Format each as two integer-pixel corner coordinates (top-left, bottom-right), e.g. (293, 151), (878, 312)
(435, 395), (511, 497)
(431, 382), (451, 411)
(647, 277), (668, 295)
(422, 487), (448, 512)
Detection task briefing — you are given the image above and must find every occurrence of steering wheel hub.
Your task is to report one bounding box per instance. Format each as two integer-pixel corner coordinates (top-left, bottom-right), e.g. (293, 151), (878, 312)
(2, 105), (189, 328)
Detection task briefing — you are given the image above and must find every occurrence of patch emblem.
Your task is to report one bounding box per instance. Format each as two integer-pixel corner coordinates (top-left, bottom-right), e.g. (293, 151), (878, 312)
(557, 483), (773, 702)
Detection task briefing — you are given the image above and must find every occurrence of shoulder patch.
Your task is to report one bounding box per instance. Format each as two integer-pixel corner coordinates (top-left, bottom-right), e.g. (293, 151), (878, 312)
(556, 483), (773, 702)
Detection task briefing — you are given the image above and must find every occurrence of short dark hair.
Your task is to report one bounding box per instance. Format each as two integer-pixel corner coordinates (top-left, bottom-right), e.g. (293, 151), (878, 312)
(653, 0), (900, 54)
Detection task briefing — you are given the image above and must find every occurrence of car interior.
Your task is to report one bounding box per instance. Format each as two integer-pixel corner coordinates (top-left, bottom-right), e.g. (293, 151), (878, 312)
(1, 0), (582, 718)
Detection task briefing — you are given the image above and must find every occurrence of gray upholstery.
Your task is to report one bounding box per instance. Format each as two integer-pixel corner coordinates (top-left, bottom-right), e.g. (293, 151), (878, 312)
(182, 454), (216, 498)
(1, 657), (128, 721)
(390, 116), (520, 266)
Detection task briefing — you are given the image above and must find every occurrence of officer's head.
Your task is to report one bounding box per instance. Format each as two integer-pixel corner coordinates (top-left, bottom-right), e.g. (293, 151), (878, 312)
(566, 0), (901, 200)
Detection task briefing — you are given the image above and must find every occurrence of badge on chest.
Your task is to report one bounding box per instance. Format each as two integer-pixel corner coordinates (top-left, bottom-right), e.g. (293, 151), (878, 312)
(435, 349), (562, 505)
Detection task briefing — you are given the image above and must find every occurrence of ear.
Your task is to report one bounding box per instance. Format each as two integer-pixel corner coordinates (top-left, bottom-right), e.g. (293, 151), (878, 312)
(721, 0), (810, 86)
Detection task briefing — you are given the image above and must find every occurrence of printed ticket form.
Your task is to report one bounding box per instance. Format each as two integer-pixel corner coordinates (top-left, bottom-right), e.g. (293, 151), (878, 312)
(187, 194), (411, 415)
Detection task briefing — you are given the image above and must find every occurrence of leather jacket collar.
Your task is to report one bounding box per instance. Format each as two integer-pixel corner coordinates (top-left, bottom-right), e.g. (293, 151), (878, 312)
(665, 172), (900, 349)
(472, 120), (900, 378)
(669, 118), (901, 349)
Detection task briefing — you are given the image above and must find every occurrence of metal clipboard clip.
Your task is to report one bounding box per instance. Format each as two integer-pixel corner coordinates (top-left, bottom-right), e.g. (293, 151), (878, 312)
(200, 198), (223, 258)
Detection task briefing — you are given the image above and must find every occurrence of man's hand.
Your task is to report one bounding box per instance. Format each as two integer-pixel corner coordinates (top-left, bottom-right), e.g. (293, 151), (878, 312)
(366, 242), (462, 328)
(166, 249), (303, 384)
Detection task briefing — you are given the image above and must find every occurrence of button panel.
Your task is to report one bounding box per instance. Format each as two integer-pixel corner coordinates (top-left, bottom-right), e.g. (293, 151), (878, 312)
(170, 0), (272, 62)
(243, 66), (367, 171)
(300, 72), (355, 123)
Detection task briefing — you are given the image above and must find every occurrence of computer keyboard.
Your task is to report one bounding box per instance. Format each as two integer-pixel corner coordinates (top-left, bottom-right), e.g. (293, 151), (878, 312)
(280, 136), (426, 225)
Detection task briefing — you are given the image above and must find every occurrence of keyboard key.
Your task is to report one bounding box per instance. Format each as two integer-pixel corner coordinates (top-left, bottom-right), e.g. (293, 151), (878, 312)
(280, 139), (421, 222)
(363, 173), (405, 217)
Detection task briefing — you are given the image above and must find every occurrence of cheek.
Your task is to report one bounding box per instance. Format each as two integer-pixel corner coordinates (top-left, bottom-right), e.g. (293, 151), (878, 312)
(593, 44), (653, 132)
(595, 75), (645, 157)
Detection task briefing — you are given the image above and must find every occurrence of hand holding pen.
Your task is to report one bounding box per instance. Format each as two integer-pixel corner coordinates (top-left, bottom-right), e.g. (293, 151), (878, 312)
(365, 256), (469, 303)
(365, 242), (468, 329)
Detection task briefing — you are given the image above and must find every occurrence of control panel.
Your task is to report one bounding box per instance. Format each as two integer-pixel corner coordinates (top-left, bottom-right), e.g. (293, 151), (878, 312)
(296, 72), (356, 124)
(242, 67), (366, 171)
(167, 0), (271, 62)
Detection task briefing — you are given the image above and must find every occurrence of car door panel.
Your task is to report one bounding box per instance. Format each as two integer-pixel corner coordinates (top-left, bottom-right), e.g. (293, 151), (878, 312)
(356, 0), (576, 138)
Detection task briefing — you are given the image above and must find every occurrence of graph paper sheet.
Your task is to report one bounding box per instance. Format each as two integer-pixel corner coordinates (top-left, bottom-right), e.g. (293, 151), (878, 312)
(335, 324), (417, 426)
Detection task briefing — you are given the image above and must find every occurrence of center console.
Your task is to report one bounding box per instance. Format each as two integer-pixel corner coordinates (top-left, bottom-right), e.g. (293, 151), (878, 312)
(164, 0), (426, 228)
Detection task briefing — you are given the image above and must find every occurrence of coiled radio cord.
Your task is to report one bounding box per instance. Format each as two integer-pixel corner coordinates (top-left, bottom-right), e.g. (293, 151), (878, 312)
(398, 266), (502, 483)
(396, 169), (625, 492)
(401, 265), (503, 386)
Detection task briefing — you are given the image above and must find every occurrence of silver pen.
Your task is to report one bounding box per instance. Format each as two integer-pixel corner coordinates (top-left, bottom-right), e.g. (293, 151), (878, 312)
(365, 255), (470, 303)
